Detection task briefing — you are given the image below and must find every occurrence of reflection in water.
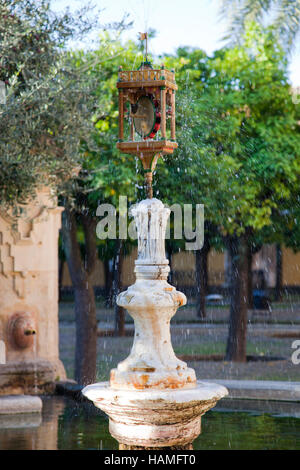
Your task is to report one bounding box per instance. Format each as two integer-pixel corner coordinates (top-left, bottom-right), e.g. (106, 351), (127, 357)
(0, 397), (299, 450)
(0, 396), (63, 450)
(56, 397), (117, 450)
(0, 396), (117, 450)
(0, 413), (42, 450)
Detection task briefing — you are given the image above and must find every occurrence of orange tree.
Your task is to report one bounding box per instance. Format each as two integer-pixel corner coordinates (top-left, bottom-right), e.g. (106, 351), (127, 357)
(156, 23), (300, 361)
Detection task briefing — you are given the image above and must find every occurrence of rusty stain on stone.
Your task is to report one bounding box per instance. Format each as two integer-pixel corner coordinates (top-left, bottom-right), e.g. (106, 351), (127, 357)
(131, 366), (156, 372)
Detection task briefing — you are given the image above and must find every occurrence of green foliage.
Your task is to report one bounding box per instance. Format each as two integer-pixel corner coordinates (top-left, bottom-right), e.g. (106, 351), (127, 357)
(157, 23), (300, 240)
(0, 0), (100, 207)
(65, 34), (150, 259)
(220, 0), (300, 52)
(75, 33), (147, 210)
(3, 8), (299, 257)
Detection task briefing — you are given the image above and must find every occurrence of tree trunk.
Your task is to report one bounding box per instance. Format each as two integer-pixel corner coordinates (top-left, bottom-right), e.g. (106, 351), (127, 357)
(225, 248), (232, 288)
(275, 243), (282, 301)
(225, 234), (248, 362)
(247, 246), (253, 309)
(74, 283), (97, 384)
(195, 238), (209, 319)
(61, 207), (98, 385)
(114, 240), (126, 337)
(104, 258), (113, 307)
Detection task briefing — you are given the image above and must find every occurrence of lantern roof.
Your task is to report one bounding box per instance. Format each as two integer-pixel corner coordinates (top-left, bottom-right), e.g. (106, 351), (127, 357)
(117, 63), (177, 91)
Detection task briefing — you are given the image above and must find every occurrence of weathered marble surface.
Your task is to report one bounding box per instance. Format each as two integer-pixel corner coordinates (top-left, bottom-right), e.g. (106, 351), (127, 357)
(112, 198), (196, 390)
(113, 278), (196, 390)
(0, 359), (65, 395)
(83, 380), (228, 447)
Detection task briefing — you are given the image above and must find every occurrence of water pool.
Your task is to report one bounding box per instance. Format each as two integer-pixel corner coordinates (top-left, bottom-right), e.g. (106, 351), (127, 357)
(0, 396), (299, 450)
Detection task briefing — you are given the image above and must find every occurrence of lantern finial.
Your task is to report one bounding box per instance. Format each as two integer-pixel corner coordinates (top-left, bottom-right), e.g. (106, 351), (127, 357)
(139, 32), (148, 62)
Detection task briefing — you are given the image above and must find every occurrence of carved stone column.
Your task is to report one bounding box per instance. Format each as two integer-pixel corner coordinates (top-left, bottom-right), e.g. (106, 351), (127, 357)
(83, 198), (227, 448)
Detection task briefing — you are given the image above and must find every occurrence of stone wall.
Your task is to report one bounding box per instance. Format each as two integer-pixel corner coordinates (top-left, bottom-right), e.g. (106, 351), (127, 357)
(0, 188), (66, 394)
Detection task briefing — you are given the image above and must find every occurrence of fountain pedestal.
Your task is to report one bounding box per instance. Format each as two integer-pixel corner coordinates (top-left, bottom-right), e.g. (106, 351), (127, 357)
(83, 381), (227, 448)
(83, 198), (228, 448)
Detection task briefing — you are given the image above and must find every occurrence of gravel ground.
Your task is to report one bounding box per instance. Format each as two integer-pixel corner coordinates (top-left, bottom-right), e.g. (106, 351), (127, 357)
(59, 300), (300, 383)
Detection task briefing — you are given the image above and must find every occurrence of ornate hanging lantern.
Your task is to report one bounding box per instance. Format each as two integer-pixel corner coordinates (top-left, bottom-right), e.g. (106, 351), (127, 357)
(116, 33), (177, 198)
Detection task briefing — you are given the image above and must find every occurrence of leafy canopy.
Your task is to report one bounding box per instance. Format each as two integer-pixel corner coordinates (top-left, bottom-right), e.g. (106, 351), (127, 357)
(0, 0), (100, 207)
(156, 23), (300, 238)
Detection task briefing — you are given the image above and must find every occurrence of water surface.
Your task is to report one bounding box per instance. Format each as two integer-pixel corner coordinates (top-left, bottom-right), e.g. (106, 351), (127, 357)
(0, 396), (299, 450)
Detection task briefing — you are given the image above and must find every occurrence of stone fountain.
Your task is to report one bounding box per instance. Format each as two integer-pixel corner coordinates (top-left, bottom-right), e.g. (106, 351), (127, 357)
(82, 49), (228, 449)
(0, 187), (66, 396)
(83, 197), (228, 449)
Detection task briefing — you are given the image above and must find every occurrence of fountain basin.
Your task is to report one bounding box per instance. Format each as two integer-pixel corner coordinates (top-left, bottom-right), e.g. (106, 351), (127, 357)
(82, 380), (228, 447)
(0, 359), (65, 395)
